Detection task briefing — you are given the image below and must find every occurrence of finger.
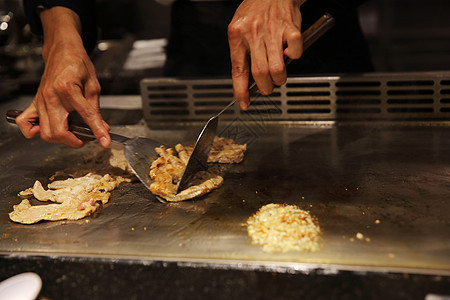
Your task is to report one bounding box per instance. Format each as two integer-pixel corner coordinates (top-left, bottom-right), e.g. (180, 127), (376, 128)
(230, 43), (251, 110)
(249, 43), (274, 96)
(67, 85), (111, 148)
(102, 120), (111, 131)
(34, 92), (53, 143)
(265, 37), (287, 86)
(15, 103), (40, 139)
(84, 75), (110, 134)
(83, 78), (111, 148)
(283, 26), (303, 60)
(46, 109), (84, 148)
(42, 91), (84, 148)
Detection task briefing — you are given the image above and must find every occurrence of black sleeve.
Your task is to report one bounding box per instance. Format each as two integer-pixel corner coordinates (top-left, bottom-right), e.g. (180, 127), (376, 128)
(22, 0), (97, 53)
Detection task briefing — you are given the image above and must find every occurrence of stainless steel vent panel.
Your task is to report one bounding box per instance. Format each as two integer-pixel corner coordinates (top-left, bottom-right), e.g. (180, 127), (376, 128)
(141, 71), (450, 128)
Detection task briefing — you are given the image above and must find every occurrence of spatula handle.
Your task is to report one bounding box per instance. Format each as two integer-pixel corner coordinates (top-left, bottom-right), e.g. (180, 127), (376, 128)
(302, 13), (335, 52)
(5, 109), (97, 141)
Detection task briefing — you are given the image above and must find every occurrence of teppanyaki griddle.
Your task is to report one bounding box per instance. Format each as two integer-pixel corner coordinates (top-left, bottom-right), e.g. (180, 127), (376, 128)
(0, 72), (449, 278)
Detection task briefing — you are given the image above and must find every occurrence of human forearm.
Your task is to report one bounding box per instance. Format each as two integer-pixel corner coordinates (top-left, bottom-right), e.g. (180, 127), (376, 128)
(22, 0), (97, 53)
(39, 6), (83, 61)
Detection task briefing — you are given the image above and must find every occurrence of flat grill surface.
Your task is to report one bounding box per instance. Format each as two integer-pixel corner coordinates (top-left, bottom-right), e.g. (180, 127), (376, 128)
(0, 120), (449, 275)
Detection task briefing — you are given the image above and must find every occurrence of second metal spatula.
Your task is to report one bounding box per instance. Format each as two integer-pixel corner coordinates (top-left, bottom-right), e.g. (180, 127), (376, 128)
(176, 13), (336, 193)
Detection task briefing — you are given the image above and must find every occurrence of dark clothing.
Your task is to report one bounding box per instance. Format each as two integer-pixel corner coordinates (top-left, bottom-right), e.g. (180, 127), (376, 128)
(22, 0), (97, 53)
(164, 1), (239, 76)
(164, 1), (238, 78)
(292, 0), (374, 74)
(23, 0), (373, 76)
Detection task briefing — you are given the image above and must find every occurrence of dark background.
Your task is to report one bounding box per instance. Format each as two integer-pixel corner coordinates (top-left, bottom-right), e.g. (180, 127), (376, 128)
(92, 0), (450, 73)
(1, 0), (450, 96)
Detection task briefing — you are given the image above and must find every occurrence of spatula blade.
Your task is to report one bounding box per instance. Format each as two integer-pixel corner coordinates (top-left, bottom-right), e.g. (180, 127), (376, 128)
(176, 116), (218, 193)
(124, 137), (159, 190)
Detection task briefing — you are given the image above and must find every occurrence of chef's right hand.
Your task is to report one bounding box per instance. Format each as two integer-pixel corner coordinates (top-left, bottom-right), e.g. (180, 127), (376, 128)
(15, 6), (111, 149)
(228, 0), (305, 110)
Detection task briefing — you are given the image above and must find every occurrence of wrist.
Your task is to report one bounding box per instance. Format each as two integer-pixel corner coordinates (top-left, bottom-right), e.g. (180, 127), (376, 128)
(39, 6), (84, 60)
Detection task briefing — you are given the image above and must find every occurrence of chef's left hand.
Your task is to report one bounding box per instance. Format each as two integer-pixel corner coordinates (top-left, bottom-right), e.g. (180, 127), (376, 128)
(228, 0), (306, 110)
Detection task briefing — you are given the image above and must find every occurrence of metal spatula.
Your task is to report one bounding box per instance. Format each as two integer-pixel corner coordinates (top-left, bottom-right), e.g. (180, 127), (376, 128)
(6, 110), (158, 190)
(176, 13), (336, 193)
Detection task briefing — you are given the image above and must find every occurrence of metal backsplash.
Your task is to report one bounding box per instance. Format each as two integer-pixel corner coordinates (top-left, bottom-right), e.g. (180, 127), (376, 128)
(140, 71), (450, 128)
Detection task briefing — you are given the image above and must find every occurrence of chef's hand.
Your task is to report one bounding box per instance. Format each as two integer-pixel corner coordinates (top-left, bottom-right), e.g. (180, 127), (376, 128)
(15, 6), (111, 149)
(228, 0), (305, 110)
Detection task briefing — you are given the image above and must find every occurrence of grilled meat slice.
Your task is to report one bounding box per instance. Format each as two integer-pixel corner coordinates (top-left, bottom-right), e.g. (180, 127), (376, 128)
(149, 136), (246, 202)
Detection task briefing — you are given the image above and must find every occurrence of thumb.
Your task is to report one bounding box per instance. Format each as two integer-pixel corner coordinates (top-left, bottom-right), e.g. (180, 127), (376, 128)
(283, 26), (303, 60)
(15, 103), (41, 139)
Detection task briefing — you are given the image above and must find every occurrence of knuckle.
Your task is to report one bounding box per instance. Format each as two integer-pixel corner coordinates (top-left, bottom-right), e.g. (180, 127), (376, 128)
(40, 132), (52, 143)
(275, 77), (287, 86)
(290, 31), (302, 42)
(54, 79), (74, 97)
(227, 22), (243, 39)
(81, 109), (96, 121)
(40, 87), (55, 103)
(82, 111), (103, 133)
(15, 113), (25, 125)
(94, 82), (101, 94)
(252, 66), (269, 78)
(87, 80), (101, 96)
(52, 129), (67, 140)
(260, 86), (273, 95)
(231, 66), (249, 78)
(248, 19), (262, 34)
(228, 19), (262, 40)
(86, 87), (101, 101)
(270, 63), (285, 77)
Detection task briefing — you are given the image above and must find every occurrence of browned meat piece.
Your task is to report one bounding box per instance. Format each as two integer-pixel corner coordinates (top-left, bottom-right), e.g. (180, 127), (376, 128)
(149, 145), (223, 201)
(151, 170), (223, 202)
(149, 136), (246, 202)
(150, 146), (185, 184)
